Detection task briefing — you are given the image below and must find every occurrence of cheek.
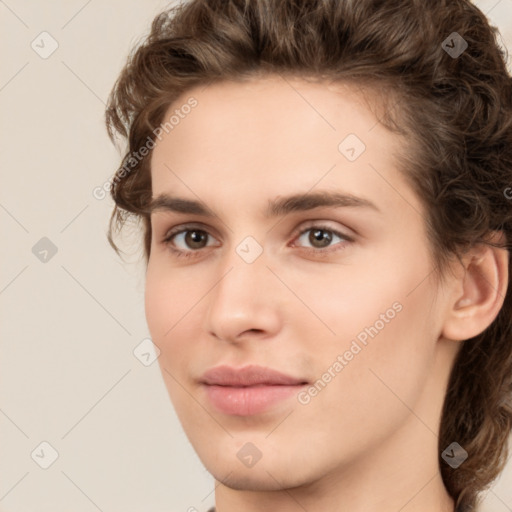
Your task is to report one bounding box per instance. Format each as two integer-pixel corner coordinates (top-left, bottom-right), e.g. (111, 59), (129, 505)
(144, 260), (222, 394)
(286, 241), (438, 391)
(144, 263), (197, 372)
(292, 237), (435, 344)
(296, 259), (438, 429)
(144, 260), (200, 339)
(144, 271), (171, 340)
(144, 266), (199, 417)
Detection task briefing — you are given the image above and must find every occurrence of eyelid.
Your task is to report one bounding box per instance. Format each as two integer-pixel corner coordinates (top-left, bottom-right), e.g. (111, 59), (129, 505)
(162, 219), (353, 240)
(162, 222), (221, 243)
(290, 220), (355, 243)
(161, 219), (354, 257)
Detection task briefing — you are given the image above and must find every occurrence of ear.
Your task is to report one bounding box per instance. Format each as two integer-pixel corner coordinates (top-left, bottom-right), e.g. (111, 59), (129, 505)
(441, 231), (509, 342)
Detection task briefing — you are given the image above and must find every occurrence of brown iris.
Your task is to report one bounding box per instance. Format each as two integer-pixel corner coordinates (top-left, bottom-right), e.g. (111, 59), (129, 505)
(184, 230), (208, 249)
(309, 229), (333, 248)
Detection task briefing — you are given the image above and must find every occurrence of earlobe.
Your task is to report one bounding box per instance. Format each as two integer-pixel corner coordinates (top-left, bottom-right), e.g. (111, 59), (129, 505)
(441, 232), (509, 342)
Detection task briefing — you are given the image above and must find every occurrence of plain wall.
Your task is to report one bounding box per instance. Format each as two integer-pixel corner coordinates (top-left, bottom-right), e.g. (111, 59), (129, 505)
(1, 1), (511, 510)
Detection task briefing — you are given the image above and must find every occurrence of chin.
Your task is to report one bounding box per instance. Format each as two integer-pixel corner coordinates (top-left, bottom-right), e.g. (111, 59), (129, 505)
(210, 468), (296, 492)
(203, 452), (319, 493)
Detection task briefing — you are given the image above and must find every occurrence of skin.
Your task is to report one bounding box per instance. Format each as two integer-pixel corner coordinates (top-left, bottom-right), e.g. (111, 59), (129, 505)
(144, 75), (509, 512)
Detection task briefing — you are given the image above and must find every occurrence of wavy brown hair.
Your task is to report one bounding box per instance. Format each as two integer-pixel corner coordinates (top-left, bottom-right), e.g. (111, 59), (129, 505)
(104, 0), (512, 510)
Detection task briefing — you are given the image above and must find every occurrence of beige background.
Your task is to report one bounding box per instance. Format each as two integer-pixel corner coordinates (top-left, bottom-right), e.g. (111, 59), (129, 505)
(1, 1), (511, 511)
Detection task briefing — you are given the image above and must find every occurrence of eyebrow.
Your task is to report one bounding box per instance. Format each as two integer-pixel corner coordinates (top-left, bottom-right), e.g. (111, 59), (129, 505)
(146, 190), (380, 218)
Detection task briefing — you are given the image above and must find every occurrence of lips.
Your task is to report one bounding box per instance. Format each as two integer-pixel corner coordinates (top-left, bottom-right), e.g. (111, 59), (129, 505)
(200, 365), (308, 416)
(201, 364), (307, 387)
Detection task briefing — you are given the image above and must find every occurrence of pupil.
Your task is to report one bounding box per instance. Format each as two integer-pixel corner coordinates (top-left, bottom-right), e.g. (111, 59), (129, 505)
(310, 229), (332, 248)
(186, 230), (206, 248)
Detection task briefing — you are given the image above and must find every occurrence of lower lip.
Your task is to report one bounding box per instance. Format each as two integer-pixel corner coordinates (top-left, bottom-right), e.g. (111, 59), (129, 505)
(203, 384), (305, 416)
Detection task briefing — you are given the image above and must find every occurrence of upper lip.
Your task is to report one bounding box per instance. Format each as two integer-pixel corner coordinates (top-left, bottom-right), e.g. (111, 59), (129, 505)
(200, 365), (307, 387)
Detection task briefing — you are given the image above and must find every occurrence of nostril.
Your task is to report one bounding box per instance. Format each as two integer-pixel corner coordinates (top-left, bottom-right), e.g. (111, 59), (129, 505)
(243, 329), (264, 335)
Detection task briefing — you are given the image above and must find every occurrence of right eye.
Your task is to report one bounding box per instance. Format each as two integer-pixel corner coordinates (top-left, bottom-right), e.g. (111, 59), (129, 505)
(162, 225), (220, 258)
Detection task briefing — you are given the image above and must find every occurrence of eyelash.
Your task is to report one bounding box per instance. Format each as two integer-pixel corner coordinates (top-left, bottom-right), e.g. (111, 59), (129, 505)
(161, 223), (353, 260)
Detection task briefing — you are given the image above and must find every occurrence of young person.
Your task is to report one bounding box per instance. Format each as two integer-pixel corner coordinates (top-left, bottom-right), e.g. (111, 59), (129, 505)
(104, 1), (512, 511)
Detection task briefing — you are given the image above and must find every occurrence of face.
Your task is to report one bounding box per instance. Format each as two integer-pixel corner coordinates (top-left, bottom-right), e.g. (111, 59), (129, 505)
(145, 76), (456, 492)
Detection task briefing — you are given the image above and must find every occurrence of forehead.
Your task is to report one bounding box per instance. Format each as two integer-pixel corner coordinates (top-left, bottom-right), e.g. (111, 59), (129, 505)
(154, 75), (389, 150)
(149, 76), (420, 217)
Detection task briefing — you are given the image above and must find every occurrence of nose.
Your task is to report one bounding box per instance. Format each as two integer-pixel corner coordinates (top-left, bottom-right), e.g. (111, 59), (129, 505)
(204, 246), (282, 344)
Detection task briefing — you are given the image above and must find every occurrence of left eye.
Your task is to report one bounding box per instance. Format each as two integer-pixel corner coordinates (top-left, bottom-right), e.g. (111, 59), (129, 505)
(295, 227), (347, 249)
